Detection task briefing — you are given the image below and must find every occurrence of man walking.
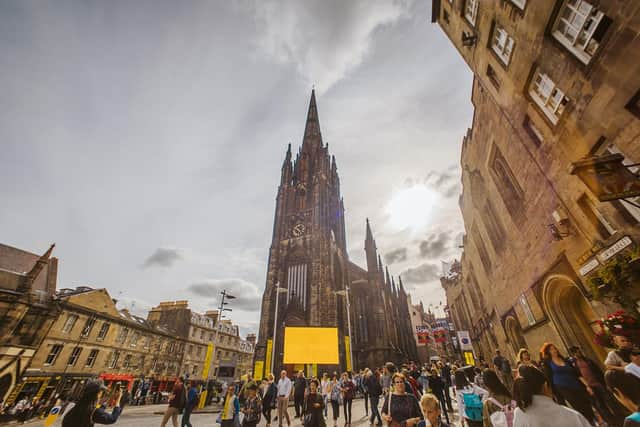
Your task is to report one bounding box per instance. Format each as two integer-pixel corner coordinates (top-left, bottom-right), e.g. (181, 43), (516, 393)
(160, 376), (185, 427)
(181, 380), (199, 427)
(293, 370), (306, 419)
(439, 362), (453, 413)
(364, 369), (382, 426)
(276, 370), (292, 427)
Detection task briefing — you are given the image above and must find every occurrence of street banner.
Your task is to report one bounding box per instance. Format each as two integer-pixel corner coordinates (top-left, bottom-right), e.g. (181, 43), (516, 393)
(417, 331), (430, 344)
(433, 327), (447, 343)
(265, 339), (273, 375)
(463, 351), (475, 366)
(202, 343), (214, 379)
(345, 336), (352, 372)
(457, 331), (473, 351)
(254, 361), (264, 381)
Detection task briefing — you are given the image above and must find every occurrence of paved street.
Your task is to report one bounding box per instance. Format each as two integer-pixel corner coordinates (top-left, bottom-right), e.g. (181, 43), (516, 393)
(18, 395), (462, 427)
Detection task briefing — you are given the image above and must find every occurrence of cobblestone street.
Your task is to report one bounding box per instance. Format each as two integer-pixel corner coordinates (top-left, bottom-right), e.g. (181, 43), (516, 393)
(18, 395), (462, 427)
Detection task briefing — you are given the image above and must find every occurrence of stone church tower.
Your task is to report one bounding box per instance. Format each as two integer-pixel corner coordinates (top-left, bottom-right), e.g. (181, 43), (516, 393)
(254, 91), (418, 374)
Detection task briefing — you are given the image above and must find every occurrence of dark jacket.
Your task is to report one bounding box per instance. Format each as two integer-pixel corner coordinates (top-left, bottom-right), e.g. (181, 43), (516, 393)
(303, 392), (325, 427)
(262, 382), (277, 406)
(62, 402), (122, 427)
(365, 375), (382, 397)
(294, 377), (307, 396)
(428, 374), (445, 397)
(568, 356), (605, 386)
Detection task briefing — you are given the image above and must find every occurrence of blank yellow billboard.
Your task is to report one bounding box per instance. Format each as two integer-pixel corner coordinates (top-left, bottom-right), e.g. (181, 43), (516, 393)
(283, 327), (339, 364)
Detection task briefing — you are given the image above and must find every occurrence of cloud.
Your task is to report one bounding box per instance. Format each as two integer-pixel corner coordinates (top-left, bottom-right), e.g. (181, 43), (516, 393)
(419, 232), (451, 258)
(187, 278), (262, 312)
(420, 166), (461, 198)
(384, 247), (407, 264)
(142, 247), (184, 268)
(249, 0), (413, 92)
(400, 263), (440, 285)
(115, 295), (154, 318)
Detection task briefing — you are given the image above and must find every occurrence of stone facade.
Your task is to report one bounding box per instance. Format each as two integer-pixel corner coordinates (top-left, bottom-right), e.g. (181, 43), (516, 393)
(14, 287), (186, 404)
(0, 243), (58, 405)
(147, 302), (254, 381)
(255, 91), (418, 374)
(433, 0), (640, 363)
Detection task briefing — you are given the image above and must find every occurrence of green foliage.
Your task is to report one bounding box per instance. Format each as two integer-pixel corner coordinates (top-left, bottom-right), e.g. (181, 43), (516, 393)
(587, 246), (640, 316)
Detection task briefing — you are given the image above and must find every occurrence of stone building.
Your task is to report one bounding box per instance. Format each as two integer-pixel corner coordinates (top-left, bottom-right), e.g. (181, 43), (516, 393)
(0, 243), (58, 405)
(147, 301), (255, 381)
(254, 91), (418, 375)
(433, 0), (640, 363)
(13, 287), (186, 404)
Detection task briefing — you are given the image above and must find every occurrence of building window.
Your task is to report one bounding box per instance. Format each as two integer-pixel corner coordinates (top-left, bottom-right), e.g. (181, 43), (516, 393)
(471, 223), (492, 274)
(625, 89), (640, 118)
(123, 354), (132, 369)
(116, 327), (129, 344)
(577, 194), (616, 239)
(80, 317), (96, 338)
(287, 263), (308, 309)
(189, 345), (193, 355)
(491, 25), (514, 65)
(552, 0), (610, 65)
(529, 71), (569, 125)
(62, 314), (78, 333)
(130, 332), (139, 347)
(510, 0), (526, 9)
(518, 294), (536, 326)
(489, 145), (525, 221)
(45, 344), (63, 365)
(97, 322), (110, 340)
(192, 365), (198, 375)
(523, 115), (543, 146)
(85, 349), (99, 367)
(464, 0), (478, 26)
(486, 64), (500, 90)
(108, 351), (121, 369)
(482, 201), (506, 253)
(151, 358), (158, 371)
(200, 330), (205, 340)
(67, 346), (82, 366)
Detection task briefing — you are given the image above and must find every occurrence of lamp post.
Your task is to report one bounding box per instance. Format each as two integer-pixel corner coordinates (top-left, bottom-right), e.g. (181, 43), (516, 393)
(335, 285), (353, 372)
(212, 290), (235, 379)
(271, 282), (288, 375)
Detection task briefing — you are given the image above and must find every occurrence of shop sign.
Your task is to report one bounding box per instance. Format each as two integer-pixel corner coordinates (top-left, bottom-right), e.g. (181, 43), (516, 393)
(597, 236), (632, 263)
(579, 258), (600, 276)
(457, 331), (473, 351)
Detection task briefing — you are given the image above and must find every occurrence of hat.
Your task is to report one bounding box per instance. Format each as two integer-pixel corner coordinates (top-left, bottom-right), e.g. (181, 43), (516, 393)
(83, 379), (108, 396)
(631, 347), (640, 356)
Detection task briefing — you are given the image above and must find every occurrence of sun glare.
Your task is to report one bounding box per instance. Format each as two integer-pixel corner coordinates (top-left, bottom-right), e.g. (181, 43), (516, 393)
(387, 185), (440, 232)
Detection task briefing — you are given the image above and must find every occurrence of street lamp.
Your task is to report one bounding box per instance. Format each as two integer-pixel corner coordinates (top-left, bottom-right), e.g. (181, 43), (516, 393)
(271, 282), (288, 375)
(212, 290), (235, 378)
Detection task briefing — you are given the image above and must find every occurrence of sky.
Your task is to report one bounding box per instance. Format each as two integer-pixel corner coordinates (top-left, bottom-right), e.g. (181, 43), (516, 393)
(0, 0), (473, 337)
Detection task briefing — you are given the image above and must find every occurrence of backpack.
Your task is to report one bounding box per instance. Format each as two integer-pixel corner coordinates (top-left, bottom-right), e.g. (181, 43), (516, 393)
(487, 398), (514, 427)
(462, 390), (483, 422)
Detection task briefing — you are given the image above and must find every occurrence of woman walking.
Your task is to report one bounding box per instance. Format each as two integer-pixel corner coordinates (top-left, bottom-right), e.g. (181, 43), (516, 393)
(303, 379), (325, 427)
(321, 373), (331, 418)
(427, 368), (450, 425)
(340, 373), (355, 427)
(329, 375), (341, 427)
(62, 380), (123, 427)
(481, 369), (513, 427)
(513, 366), (592, 427)
(540, 343), (595, 424)
(242, 384), (262, 427)
(516, 349), (538, 377)
(381, 373), (422, 427)
(455, 369), (488, 427)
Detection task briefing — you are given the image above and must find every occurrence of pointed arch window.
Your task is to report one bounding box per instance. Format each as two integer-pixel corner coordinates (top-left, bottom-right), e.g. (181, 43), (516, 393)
(287, 263), (308, 310)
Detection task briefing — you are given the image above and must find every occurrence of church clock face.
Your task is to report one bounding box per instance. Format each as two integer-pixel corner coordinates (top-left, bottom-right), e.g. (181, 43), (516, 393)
(292, 223), (306, 237)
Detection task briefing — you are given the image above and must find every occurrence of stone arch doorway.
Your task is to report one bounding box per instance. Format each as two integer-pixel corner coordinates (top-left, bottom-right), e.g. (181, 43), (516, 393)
(542, 275), (605, 363)
(504, 315), (527, 356)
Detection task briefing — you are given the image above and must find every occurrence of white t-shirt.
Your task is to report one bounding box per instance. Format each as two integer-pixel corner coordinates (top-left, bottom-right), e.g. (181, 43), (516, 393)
(513, 395), (592, 427)
(624, 362), (640, 379)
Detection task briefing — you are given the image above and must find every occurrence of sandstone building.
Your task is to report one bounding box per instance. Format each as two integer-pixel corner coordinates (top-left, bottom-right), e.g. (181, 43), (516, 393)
(254, 91), (418, 374)
(147, 301), (255, 382)
(13, 287), (186, 404)
(0, 243), (58, 405)
(433, 0), (640, 363)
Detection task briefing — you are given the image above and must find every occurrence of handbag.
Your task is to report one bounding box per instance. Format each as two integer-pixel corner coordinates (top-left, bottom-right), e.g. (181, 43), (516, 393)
(487, 398), (514, 427)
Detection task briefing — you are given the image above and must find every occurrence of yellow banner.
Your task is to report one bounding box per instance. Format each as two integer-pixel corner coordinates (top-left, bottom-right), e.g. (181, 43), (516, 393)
(283, 327), (339, 364)
(312, 364), (317, 377)
(198, 390), (208, 409)
(345, 336), (352, 372)
(265, 339), (273, 376)
(254, 361), (264, 380)
(463, 351), (475, 366)
(202, 343), (214, 380)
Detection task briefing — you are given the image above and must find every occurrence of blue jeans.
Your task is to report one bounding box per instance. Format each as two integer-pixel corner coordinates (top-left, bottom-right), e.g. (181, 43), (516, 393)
(369, 396), (381, 425)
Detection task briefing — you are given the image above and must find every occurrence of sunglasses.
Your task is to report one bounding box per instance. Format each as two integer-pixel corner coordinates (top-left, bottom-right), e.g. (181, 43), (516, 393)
(393, 381), (404, 384)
